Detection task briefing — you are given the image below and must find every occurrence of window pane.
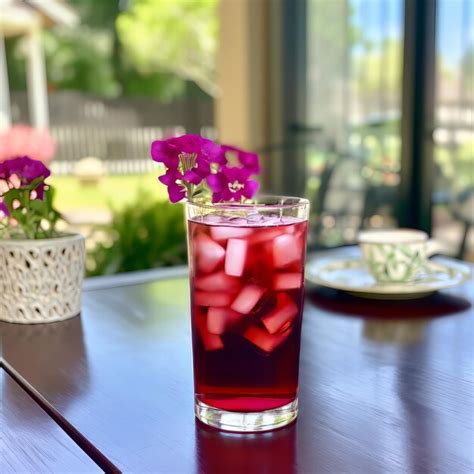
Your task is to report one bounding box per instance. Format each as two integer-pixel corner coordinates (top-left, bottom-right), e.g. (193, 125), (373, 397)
(433, 0), (474, 260)
(306, 0), (404, 248)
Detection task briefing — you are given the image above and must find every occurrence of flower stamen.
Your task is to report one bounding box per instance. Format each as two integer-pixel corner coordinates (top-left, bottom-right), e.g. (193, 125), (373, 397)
(178, 153), (197, 174)
(228, 180), (244, 193)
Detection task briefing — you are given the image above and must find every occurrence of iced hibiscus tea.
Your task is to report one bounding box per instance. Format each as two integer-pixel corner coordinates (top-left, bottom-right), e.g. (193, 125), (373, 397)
(188, 215), (307, 414)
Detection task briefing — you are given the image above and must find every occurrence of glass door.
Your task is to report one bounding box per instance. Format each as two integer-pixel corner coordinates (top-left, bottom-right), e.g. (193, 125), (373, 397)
(305, 0), (405, 248)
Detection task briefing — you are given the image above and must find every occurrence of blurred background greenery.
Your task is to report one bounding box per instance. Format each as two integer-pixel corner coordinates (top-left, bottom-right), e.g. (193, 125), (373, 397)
(2, 0), (472, 273)
(6, 0), (218, 101)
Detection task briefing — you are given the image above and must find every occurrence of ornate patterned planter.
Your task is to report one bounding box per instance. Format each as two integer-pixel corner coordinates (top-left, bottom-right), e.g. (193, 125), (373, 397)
(0, 234), (85, 324)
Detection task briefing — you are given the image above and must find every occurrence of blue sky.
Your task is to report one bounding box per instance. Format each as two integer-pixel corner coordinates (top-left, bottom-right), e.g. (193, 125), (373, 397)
(350, 0), (473, 67)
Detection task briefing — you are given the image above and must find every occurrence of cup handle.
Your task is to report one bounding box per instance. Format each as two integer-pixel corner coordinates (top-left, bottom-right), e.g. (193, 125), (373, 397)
(426, 239), (449, 257)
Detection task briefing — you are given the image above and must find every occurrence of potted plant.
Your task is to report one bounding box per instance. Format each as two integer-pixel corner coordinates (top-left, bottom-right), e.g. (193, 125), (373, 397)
(0, 156), (85, 324)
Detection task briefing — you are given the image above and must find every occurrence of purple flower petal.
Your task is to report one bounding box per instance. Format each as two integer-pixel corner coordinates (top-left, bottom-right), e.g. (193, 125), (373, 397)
(159, 169), (182, 186)
(0, 162), (7, 180)
(167, 182), (186, 203)
(211, 192), (223, 203)
(35, 183), (45, 200)
(206, 173), (226, 193)
(222, 145), (260, 173)
(150, 141), (177, 168)
(0, 199), (9, 217)
(242, 179), (259, 198)
(183, 169), (202, 185)
(2, 156), (50, 183)
(0, 157), (50, 203)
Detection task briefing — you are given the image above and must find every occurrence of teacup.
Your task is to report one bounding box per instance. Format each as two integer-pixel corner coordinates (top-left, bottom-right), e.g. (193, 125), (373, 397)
(358, 229), (438, 283)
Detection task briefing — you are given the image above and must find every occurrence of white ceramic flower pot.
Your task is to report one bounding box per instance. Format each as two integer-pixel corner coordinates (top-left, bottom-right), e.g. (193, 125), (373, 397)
(0, 234), (85, 324)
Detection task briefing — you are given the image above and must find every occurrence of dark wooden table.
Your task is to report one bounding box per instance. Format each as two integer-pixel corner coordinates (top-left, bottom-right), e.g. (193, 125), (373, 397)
(1, 248), (473, 473)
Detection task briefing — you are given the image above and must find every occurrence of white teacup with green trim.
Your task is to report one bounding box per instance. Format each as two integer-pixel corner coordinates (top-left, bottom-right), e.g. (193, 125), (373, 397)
(358, 229), (439, 283)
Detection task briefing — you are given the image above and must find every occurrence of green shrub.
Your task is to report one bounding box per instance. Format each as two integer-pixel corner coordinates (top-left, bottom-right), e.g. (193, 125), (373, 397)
(87, 193), (187, 276)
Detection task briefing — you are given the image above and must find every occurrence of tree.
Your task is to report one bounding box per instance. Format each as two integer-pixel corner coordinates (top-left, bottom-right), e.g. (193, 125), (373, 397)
(5, 0), (198, 102)
(353, 38), (402, 101)
(461, 46), (474, 99)
(116, 0), (219, 97)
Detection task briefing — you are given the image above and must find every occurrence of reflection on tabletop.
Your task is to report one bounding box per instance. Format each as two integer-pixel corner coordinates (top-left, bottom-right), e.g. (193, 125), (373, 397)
(307, 286), (472, 320)
(195, 421), (297, 474)
(363, 319), (428, 344)
(0, 316), (89, 407)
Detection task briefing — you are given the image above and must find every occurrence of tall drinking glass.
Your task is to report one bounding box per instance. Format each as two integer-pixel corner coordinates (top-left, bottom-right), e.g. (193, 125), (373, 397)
(186, 196), (309, 432)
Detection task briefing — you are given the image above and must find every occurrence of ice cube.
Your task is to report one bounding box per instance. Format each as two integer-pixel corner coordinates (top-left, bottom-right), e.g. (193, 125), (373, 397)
(194, 271), (240, 292)
(247, 212), (265, 224)
(261, 293), (299, 334)
(194, 291), (234, 307)
(273, 272), (303, 290)
(207, 307), (243, 334)
(202, 214), (224, 224)
(231, 285), (265, 314)
(196, 312), (224, 350)
(210, 226), (252, 241)
(273, 234), (302, 268)
(202, 333), (224, 351)
(225, 238), (248, 277)
(250, 228), (283, 244)
(243, 325), (292, 353)
(196, 233), (225, 273)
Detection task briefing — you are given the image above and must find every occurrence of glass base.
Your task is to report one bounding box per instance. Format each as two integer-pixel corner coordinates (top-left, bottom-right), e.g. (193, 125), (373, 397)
(195, 398), (298, 432)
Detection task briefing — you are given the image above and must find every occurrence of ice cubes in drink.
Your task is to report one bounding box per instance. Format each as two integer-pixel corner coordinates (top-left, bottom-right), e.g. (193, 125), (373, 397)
(188, 215), (307, 411)
(243, 324), (292, 353)
(196, 312), (224, 351)
(207, 307), (243, 334)
(210, 225), (252, 241)
(231, 284), (265, 314)
(194, 271), (240, 292)
(194, 291), (234, 307)
(225, 238), (248, 277)
(273, 272), (303, 290)
(273, 233), (303, 268)
(195, 233), (225, 273)
(261, 293), (298, 334)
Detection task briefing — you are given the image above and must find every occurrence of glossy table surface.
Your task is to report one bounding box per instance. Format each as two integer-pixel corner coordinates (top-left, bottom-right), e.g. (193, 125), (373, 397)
(0, 368), (100, 472)
(1, 247), (473, 473)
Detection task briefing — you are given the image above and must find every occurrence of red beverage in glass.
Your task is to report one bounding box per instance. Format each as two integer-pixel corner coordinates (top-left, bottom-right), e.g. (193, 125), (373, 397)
(186, 199), (308, 431)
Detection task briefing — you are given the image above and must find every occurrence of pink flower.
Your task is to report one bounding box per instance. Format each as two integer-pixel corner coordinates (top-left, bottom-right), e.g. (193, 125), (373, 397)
(206, 165), (259, 203)
(0, 125), (56, 164)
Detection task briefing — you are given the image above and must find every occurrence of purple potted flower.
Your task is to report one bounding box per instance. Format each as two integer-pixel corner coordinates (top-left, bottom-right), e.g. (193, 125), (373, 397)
(0, 156), (85, 324)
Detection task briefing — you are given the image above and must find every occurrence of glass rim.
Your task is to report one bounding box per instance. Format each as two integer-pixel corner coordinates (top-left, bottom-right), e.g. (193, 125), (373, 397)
(186, 195), (309, 211)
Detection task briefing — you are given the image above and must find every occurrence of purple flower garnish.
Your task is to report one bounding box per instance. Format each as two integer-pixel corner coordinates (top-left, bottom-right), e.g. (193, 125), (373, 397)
(206, 166), (259, 203)
(150, 134), (260, 203)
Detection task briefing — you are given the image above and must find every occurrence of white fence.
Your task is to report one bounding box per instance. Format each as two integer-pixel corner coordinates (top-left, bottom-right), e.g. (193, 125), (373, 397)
(49, 125), (217, 175)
